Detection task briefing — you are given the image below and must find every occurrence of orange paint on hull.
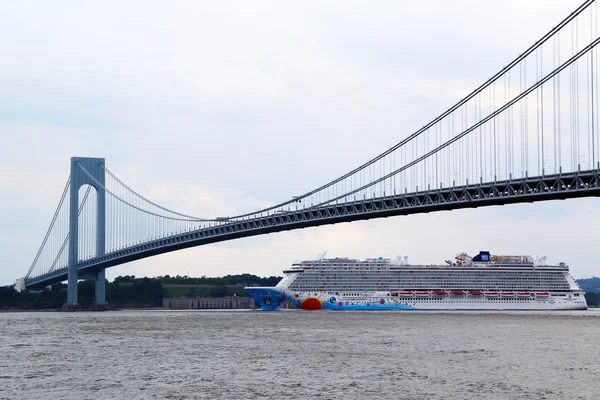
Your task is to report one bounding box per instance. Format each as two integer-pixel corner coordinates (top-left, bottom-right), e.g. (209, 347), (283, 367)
(300, 298), (322, 310)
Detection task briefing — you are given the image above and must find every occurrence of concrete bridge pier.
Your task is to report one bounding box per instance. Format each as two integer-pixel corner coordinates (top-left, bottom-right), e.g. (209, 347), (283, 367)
(64, 270), (108, 310)
(95, 269), (107, 306)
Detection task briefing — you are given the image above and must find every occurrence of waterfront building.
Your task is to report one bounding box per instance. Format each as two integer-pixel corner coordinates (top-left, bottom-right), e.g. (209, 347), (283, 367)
(163, 296), (255, 309)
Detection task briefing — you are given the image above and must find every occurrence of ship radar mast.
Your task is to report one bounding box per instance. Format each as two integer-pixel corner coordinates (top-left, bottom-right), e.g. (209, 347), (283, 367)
(534, 255), (547, 266)
(317, 250), (328, 261)
(395, 255), (409, 265)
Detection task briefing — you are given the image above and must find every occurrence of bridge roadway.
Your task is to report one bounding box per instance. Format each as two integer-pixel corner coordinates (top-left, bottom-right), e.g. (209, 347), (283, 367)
(26, 169), (600, 289)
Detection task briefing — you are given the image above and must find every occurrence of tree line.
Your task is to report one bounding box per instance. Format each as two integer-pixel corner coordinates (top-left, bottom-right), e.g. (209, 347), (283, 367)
(0, 278), (164, 309)
(0, 274), (280, 310)
(1, 275), (599, 309)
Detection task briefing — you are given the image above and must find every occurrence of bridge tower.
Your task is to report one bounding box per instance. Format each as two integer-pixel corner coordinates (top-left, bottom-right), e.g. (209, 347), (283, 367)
(66, 157), (106, 307)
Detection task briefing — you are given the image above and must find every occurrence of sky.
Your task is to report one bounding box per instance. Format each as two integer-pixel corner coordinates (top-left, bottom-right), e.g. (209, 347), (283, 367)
(1, 0), (598, 286)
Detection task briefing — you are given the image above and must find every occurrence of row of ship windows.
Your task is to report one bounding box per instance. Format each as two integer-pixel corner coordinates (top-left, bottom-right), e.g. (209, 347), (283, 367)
(335, 293), (577, 296)
(398, 300), (548, 303)
(295, 275), (567, 279)
(300, 281), (568, 284)
(298, 277), (567, 281)
(298, 265), (559, 269)
(295, 282), (569, 285)
(338, 298), (550, 301)
(304, 271), (565, 275)
(292, 279), (569, 284)
(291, 282), (571, 286)
(299, 264), (387, 267)
(290, 286), (571, 290)
(307, 280), (568, 283)
(291, 287), (570, 292)
(303, 273), (566, 277)
(291, 284), (571, 288)
(297, 279), (568, 284)
(299, 269), (563, 274)
(339, 299), (561, 303)
(336, 289), (576, 294)
(297, 282), (568, 285)
(303, 272), (565, 275)
(293, 287), (571, 290)
(299, 272), (543, 277)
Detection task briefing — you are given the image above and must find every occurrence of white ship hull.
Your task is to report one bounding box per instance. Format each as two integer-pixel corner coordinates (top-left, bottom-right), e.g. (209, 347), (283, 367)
(246, 287), (588, 311)
(245, 252), (588, 311)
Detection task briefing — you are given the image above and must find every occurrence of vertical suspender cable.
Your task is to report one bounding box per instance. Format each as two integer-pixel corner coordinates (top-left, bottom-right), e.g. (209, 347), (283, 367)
(519, 64), (525, 178)
(554, 34), (558, 172)
(541, 45), (545, 175)
(590, 4), (596, 168)
(537, 48), (541, 175)
(596, 2), (599, 168)
(558, 31), (562, 170)
(571, 22), (575, 170)
(26, 177), (70, 278)
(479, 95), (483, 179)
(525, 57), (529, 173)
(576, 17), (581, 169)
(494, 82), (497, 179)
(508, 71), (512, 177)
(588, 26), (593, 170)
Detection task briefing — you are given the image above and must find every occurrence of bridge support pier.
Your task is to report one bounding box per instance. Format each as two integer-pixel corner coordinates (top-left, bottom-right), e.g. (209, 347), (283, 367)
(66, 157), (106, 307)
(95, 269), (106, 305)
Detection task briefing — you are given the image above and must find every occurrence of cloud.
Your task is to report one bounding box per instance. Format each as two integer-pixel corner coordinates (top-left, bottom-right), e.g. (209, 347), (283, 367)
(1, 0), (598, 286)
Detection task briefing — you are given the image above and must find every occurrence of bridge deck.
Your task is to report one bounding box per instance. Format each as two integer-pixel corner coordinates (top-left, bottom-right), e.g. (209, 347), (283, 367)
(26, 170), (600, 289)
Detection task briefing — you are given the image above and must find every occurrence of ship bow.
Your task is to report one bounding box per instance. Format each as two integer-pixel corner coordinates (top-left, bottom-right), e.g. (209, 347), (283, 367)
(245, 287), (291, 311)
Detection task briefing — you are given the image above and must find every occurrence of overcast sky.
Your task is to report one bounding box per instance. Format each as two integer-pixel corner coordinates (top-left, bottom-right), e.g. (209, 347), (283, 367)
(1, 0), (598, 286)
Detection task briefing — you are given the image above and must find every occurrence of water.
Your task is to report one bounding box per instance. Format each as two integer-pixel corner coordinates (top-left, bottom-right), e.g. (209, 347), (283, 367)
(1, 310), (599, 399)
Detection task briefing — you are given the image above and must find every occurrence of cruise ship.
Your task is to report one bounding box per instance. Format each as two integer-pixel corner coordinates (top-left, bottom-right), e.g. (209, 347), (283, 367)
(245, 251), (587, 311)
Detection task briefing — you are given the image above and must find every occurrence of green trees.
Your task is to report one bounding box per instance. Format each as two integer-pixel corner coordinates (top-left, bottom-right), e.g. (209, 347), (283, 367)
(578, 277), (600, 293)
(0, 274), (278, 309)
(2, 284), (600, 309)
(0, 285), (64, 309)
(107, 277), (163, 306)
(0, 278), (164, 309)
(584, 292), (600, 307)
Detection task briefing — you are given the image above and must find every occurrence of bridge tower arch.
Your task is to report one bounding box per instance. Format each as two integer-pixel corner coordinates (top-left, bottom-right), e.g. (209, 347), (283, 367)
(67, 157), (106, 307)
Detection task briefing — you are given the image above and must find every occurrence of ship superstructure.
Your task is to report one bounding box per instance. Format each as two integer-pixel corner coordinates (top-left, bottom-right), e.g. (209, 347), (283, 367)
(245, 251), (587, 311)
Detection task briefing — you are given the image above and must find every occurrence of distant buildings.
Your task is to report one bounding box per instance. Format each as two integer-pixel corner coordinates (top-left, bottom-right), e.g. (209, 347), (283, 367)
(163, 296), (255, 309)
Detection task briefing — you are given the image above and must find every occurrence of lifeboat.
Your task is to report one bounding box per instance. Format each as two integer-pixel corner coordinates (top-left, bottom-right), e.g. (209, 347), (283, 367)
(485, 291), (499, 296)
(450, 291), (465, 296)
(398, 291), (413, 296)
(517, 291), (531, 297)
(536, 291), (550, 297)
(415, 291), (430, 296)
(501, 291), (515, 297)
(468, 291), (483, 296)
(432, 291), (447, 296)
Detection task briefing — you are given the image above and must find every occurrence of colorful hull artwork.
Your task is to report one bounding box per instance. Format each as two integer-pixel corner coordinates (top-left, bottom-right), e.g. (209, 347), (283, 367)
(245, 288), (416, 311)
(244, 251), (587, 311)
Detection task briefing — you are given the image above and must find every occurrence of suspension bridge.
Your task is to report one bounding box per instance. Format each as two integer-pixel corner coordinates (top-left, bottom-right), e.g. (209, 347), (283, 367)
(17, 0), (600, 307)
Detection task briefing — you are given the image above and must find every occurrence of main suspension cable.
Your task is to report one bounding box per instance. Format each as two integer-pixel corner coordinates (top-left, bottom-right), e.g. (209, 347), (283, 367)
(26, 176), (71, 279)
(222, 0), (596, 220)
(102, 166), (211, 221)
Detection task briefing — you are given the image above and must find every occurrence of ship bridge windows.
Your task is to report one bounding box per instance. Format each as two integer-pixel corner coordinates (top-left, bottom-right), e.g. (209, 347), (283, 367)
(286, 268), (571, 293)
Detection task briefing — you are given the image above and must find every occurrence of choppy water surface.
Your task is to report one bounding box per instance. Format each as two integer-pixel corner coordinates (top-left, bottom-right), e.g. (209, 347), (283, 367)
(1, 310), (599, 399)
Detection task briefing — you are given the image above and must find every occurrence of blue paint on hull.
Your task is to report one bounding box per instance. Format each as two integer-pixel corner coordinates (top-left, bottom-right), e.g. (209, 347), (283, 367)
(244, 287), (290, 311)
(244, 288), (586, 311)
(245, 287), (418, 311)
(324, 302), (417, 310)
